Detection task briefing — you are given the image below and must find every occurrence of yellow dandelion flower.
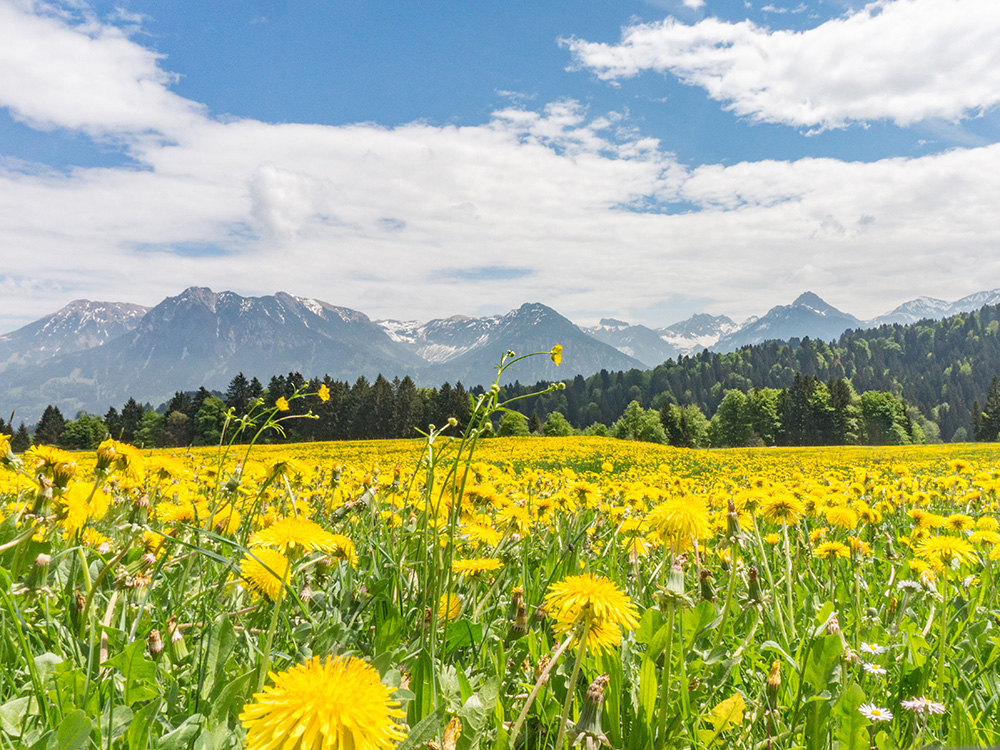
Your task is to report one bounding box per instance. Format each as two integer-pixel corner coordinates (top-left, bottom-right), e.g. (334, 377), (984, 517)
(761, 495), (805, 526)
(241, 549), (289, 602)
(764, 533), (781, 545)
(976, 516), (999, 532)
(970, 530), (1000, 546)
(327, 534), (358, 566)
(824, 506), (858, 531)
(545, 573), (639, 653)
(646, 497), (711, 545)
(240, 656), (406, 750)
(945, 514), (974, 532)
(847, 536), (872, 557)
(439, 592), (462, 622)
(452, 558), (503, 577)
(251, 517), (342, 558)
(55, 483), (110, 535)
(813, 541), (850, 560)
(916, 535), (976, 567)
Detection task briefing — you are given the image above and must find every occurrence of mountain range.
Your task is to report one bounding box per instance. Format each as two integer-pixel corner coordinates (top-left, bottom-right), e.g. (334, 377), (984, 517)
(2, 286), (998, 424)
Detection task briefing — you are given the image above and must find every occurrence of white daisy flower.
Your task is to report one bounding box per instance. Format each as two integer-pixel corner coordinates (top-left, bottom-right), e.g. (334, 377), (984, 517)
(859, 703), (893, 722)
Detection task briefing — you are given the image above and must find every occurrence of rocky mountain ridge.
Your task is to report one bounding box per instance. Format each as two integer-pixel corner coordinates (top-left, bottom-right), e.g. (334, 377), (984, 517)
(3, 286), (999, 422)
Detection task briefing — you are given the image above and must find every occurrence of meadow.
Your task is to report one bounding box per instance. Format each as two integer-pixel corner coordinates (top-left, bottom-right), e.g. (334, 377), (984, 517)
(3, 364), (1000, 750)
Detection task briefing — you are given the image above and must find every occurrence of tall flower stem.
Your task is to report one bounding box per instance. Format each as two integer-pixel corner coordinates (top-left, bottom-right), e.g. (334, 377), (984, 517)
(656, 605), (676, 744)
(937, 567), (949, 702)
(257, 560), (291, 693)
(507, 631), (576, 748)
(553, 619), (590, 750)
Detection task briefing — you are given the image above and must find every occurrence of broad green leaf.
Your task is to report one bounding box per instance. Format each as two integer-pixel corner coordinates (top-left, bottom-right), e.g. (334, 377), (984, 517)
(45, 710), (91, 750)
(456, 676), (500, 750)
(0, 697), (33, 737)
(105, 640), (158, 706)
(208, 671), (255, 725)
(698, 693), (745, 746)
(128, 697), (162, 750)
(832, 683), (868, 750)
(158, 714), (204, 750)
(803, 634), (843, 693)
(638, 657), (658, 727)
(397, 706), (447, 750)
(200, 615), (236, 702)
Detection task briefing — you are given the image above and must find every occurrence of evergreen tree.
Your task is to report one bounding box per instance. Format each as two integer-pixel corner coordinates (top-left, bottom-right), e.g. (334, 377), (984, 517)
(165, 411), (193, 446)
(527, 412), (542, 435)
(167, 392), (193, 418)
(976, 376), (1000, 441)
(35, 405), (66, 445)
(193, 397), (228, 446)
(225, 372), (253, 416)
(829, 378), (861, 445)
(120, 398), (144, 443)
(103, 406), (121, 440)
(11, 422), (31, 452)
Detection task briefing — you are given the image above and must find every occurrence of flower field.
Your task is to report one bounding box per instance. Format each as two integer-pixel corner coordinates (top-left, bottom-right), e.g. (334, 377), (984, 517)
(4, 384), (1000, 748)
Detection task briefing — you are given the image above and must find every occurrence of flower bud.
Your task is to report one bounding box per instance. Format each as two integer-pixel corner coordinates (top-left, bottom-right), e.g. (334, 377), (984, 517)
(167, 617), (189, 662)
(699, 569), (717, 602)
(746, 565), (764, 606)
(147, 629), (163, 659)
(569, 675), (610, 745)
(52, 461), (76, 490)
(766, 660), (781, 705)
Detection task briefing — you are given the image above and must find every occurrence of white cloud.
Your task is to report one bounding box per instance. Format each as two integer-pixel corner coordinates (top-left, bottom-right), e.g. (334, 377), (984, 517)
(1, 0), (1000, 333)
(564, 0), (1000, 130)
(0, 0), (203, 136)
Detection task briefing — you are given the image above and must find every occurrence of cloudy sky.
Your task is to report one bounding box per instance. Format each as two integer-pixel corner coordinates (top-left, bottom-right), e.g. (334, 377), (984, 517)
(2, 0), (999, 334)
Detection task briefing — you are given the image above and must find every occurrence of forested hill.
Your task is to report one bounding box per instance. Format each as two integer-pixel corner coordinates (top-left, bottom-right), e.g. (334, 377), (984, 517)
(504, 303), (1000, 443)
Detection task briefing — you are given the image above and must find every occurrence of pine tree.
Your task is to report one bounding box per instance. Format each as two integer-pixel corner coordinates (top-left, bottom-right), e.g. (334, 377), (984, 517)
(11, 422), (31, 452)
(978, 376), (1000, 441)
(225, 373), (252, 415)
(120, 398), (145, 443)
(35, 405), (66, 445)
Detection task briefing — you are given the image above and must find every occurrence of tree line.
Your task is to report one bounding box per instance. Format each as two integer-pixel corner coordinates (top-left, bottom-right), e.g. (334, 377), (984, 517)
(1, 373), (474, 450)
(500, 304), (1000, 444)
(6, 304), (1000, 449)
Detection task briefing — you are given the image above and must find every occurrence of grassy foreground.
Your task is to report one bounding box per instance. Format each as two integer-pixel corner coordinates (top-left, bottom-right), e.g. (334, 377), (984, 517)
(3, 397), (1000, 749)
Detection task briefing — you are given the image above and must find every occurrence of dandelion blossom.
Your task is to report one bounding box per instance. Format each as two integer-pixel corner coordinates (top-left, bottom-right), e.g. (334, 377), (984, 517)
(545, 573), (639, 653)
(761, 495), (804, 526)
(250, 517), (342, 558)
(240, 655), (406, 750)
(813, 541), (850, 560)
(916, 535), (976, 567)
(241, 549), (289, 602)
(647, 497), (711, 546)
(452, 558), (503, 577)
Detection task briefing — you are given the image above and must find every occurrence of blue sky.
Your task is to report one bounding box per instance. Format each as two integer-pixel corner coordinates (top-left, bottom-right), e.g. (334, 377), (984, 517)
(2, 0), (1000, 333)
